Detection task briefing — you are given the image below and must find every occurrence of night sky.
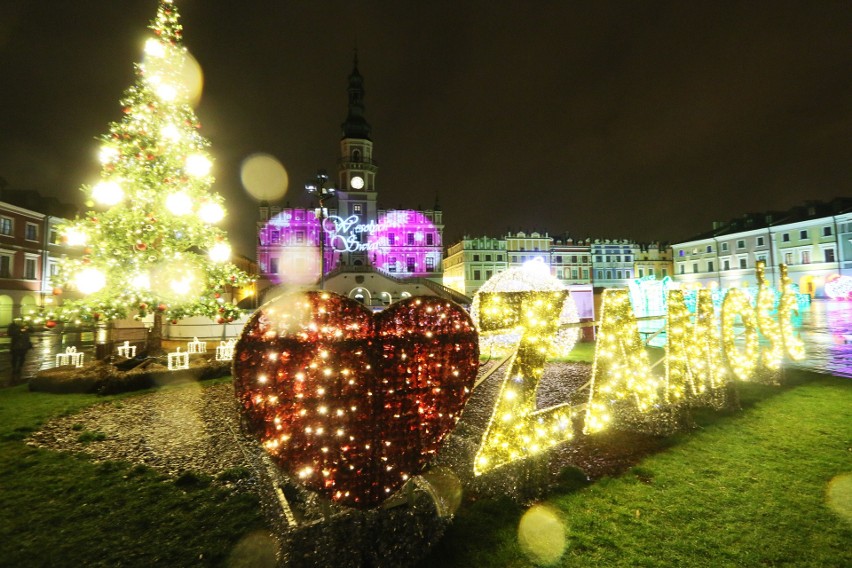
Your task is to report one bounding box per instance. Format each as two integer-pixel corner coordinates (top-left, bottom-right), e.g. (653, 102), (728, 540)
(0, 1), (849, 259)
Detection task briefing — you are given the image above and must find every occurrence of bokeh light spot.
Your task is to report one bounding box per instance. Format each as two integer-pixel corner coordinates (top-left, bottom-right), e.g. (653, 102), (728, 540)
(517, 504), (567, 566)
(241, 153), (289, 202)
(826, 472), (852, 523)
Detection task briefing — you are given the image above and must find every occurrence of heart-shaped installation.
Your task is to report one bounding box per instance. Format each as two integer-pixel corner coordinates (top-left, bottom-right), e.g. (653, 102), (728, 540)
(233, 291), (479, 509)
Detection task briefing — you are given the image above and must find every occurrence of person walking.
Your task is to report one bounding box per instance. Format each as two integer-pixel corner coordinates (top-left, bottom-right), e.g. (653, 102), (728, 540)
(8, 319), (33, 380)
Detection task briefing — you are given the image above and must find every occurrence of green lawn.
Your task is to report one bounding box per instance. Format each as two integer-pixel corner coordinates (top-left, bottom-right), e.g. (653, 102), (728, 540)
(1, 369), (850, 567)
(0, 381), (267, 567)
(423, 370), (852, 567)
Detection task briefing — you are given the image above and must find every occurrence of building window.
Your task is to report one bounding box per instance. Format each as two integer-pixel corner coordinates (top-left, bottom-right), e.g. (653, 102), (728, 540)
(692, 263), (698, 273)
(426, 233), (434, 246)
(638, 268), (644, 278)
(723, 259), (730, 271)
(782, 233), (790, 242)
(555, 255), (563, 263)
(799, 230), (808, 240)
(295, 230), (305, 244)
(24, 257), (36, 280)
(473, 254), (480, 261)
(823, 226), (833, 237)
(756, 236), (764, 246)
(407, 233), (414, 245)
(737, 240), (745, 249)
(606, 270), (613, 279)
(721, 242), (729, 252)
(679, 264), (685, 275)
(269, 229), (280, 245)
(596, 270), (603, 279)
(662, 268), (668, 277)
(497, 254), (503, 261)
(615, 270), (622, 279)
(25, 223), (38, 241)
(425, 257), (435, 271)
(486, 270), (493, 280)
(407, 257), (415, 272)
(582, 269), (588, 279)
(49, 228), (59, 244)
(269, 258), (279, 274)
(757, 255), (767, 264)
(388, 233), (395, 245)
(705, 245), (712, 253)
(739, 257), (747, 269)
(0, 254), (11, 277)
(785, 252), (793, 264)
(708, 261), (714, 272)
(596, 255), (603, 262)
(473, 269), (481, 281)
(388, 257), (397, 273)
(485, 254), (491, 261)
(353, 204), (362, 216)
(0, 217), (11, 236)
(825, 248), (836, 262)
(624, 255), (631, 262)
(801, 251), (810, 264)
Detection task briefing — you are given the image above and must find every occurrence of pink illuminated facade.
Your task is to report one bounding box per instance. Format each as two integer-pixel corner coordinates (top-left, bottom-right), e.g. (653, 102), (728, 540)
(257, 57), (445, 294)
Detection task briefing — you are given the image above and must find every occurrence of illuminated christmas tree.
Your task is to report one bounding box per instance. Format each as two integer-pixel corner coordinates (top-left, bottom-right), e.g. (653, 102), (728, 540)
(52, 0), (252, 346)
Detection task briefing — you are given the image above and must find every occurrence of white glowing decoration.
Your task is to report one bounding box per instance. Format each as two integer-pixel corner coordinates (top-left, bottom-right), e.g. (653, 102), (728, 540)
(155, 83), (178, 102)
(187, 337), (207, 354)
(825, 275), (852, 300)
(166, 192), (193, 215)
(98, 145), (119, 164)
(64, 228), (87, 247)
(92, 180), (124, 206)
(144, 38), (166, 58)
(160, 123), (181, 141)
(472, 263), (580, 356)
(170, 277), (193, 296)
(75, 268), (107, 295)
(198, 202), (225, 224)
(55, 346), (84, 368)
(185, 153), (212, 177)
(130, 272), (151, 290)
(209, 242), (231, 263)
(167, 348), (189, 371)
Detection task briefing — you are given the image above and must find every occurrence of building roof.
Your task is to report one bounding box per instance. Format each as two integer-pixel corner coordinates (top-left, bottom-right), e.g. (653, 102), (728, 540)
(678, 198), (852, 243)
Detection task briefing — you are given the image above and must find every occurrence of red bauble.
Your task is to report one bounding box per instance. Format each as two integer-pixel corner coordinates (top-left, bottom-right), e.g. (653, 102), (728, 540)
(83, 247), (93, 255)
(218, 307), (225, 314)
(217, 317), (225, 324)
(52, 287), (62, 296)
(93, 313), (101, 321)
(233, 292), (479, 510)
(139, 303), (148, 310)
(171, 319), (179, 325)
(135, 242), (148, 251)
(214, 292), (221, 299)
(157, 304), (167, 312)
(227, 316), (234, 322)
(44, 320), (57, 329)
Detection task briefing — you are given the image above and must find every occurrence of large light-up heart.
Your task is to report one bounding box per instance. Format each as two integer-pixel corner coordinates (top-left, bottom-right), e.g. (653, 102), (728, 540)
(233, 292), (479, 509)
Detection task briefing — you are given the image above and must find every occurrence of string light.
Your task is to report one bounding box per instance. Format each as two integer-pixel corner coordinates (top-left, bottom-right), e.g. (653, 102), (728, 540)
(779, 264), (806, 361)
(665, 289), (727, 406)
(755, 261), (784, 370)
(584, 289), (662, 434)
(234, 292), (478, 509)
(473, 290), (573, 476)
(721, 288), (759, 381)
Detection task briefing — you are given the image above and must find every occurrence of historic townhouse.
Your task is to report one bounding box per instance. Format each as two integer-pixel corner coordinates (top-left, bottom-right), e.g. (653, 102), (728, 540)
(672, 199), (852, 297)
(505, 231), (552, 268)
(634, 243), (672, 280)
(442, 236), (507, 297)
(550, 235), (592, 286)
(590, 239), (640, 288)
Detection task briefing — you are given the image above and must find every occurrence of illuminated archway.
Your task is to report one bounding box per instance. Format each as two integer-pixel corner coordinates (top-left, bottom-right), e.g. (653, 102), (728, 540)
(348, 287), (372, 305)
(799, 275), (816, 298)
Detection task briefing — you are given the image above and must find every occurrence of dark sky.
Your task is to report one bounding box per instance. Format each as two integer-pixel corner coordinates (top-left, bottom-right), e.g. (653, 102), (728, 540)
(1, 1), (850, 259)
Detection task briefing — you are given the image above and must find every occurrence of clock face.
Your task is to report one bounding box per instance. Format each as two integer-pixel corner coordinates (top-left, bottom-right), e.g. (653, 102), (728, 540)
(351, 175), (365, 189)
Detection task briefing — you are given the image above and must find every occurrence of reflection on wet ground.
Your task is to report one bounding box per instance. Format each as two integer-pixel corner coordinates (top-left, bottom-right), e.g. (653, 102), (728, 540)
(0, 331), (94, 388)
(793, 299), (852, 378)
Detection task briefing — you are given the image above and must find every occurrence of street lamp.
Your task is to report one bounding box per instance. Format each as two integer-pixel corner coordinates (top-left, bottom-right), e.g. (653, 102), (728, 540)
(306, 169), (336, 290)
